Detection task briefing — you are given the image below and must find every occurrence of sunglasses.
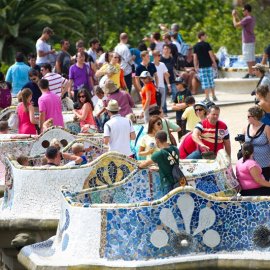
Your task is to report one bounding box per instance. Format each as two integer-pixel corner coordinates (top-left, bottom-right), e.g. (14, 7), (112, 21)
(30, 77), (38, 81)
(247, 115), (253, 118)
(156, 122), (162, 126)
(79, 95), (86, 98)
(113, 56), (119, 59)
(195, 108), (204, 112)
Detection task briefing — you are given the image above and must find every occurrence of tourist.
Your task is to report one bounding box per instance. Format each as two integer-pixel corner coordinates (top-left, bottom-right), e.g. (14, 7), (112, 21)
(43, 118), (54, 132)
(36, 27), (55, 66)
(0, 72), (12, 110)
(232, 4), (256, 78)
(44, 146), (61, 167)
(242, 106), (270, 180)
(27, 53), (41, 75)
(252, 64), (270, 90)
(17, 88), (38, 135)
(55, 39), (72, 78)
(143, 32), (165, 54)
(88, 38), (100, 64)
(17, 156), (29, 166)
(261, 43), (270, 68)
(5, 52), (30, 97)
(138, 115), (163, 160)
(162, 33), (178, 63)
(236, 142), (270, 196)
(256, 85), (270, 126)
(72, 89), (97, 133)
(103, 100), (136, 156)
(71, 143), (88, 165)
(171, 77), (192, 140)
(38, 79), (64, 132)
(102, 79), (134, 117)
(138, 130), (180, 195)
(191, 105), (231, 159)
(138, 71), (157, 123)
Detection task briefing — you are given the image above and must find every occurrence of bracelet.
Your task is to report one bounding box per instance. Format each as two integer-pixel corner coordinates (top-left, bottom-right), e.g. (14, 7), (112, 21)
(167, 84), (171, 86)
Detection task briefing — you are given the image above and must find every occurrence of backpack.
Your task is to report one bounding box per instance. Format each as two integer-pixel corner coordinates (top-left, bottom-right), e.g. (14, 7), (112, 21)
(0, 83), (12, 110)
(175, 53), (186, 71)
(162, 148), (187, 188)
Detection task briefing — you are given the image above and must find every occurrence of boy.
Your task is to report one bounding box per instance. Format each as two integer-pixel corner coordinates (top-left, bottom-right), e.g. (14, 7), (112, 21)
(181, 96), (200, 132)
(71, 143), (88, 165)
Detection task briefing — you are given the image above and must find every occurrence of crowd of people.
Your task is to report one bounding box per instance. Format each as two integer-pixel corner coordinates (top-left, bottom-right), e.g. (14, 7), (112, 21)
(0, 3), (270, 197)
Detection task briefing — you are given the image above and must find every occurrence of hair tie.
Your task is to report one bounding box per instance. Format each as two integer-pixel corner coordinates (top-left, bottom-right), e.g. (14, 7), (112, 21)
(245, 151), (249, 154)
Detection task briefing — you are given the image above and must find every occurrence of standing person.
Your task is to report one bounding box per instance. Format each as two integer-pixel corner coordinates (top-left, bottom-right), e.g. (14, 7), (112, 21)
(172, 77), (192, 140)
(27, 53), (40, 75)
(160, 44), (177, 115)
(193, 31), (217, 103)
(232, 4), (256, 78)
(36, 27), (55, 66)
(5, 52), (30, 97)
(135, 50), (158, 91)
(68, 51), (93, 103)
(162, 33), (178, 63)
(87, 38), (100, 64)
(143, 32), (165, 54)
(256, 85), (270, 126)
(191, 105), (231, 159)
(114, 33), (136, 93)
(138, 130), (180, 195)
(152, 50), (170, 109)
(17, 88), (38, 135)
(103, 100), (136, 156)
(38, 79), (64, 132)
(171, 32), (181, 53)
(55, 39), (72, 77)
(0, 72), (12, 110)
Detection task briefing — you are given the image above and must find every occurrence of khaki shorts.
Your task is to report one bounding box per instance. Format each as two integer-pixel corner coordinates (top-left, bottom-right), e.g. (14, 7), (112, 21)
(242, 42), (255, 62)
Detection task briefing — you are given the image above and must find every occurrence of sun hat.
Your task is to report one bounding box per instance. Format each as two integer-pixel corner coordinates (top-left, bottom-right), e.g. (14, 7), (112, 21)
(102, 79), (118, 94)
(193, 101), (208, 110)
(252, 63), (267, 71)
(105, 99), (121, 111)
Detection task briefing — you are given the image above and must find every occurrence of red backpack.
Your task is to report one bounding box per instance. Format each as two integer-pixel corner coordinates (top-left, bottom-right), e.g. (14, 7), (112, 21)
(0, 83), (12, 109)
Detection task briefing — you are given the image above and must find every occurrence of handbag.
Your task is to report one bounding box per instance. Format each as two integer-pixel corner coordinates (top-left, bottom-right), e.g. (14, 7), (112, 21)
(8, 106), (20, 129)
(164, 119), (177, 146)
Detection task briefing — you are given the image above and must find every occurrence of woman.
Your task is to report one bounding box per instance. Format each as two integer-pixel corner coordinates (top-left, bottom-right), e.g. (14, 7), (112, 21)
(17, 88), (38, 134)
(0, 71), (12, 110)
(96, 52), (121, 88)
(139, 115), (163, 159)
(102, 79), (134, 117)
(242, 106), (270, 181)
(236, 142), (270, 196)
(182, 101), (208, 159)
(139, 71), (157, 123)
(256, 85), (270, 126)
(72, 89), (97, 133)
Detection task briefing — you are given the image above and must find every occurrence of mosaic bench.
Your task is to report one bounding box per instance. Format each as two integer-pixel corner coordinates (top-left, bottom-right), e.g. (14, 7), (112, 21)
(18, 185), (270, 269)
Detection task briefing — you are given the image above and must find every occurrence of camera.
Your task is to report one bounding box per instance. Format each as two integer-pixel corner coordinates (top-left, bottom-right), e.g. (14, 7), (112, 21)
(235, 134), (245, 142)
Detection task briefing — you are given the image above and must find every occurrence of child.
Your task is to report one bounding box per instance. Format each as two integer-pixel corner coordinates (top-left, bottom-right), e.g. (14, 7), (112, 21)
(181, 96), (200, 132)
(17, 155), (29, 166)
(71, 143), (88, 165)
(43, 118), (54, 132)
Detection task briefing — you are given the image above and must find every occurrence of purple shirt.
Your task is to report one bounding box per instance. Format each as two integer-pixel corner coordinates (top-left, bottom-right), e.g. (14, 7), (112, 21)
(240, 16), (255, 43)
(38, 91), (64, 127)
(108, 90), (134, 117)
(69, 63), (92, 91)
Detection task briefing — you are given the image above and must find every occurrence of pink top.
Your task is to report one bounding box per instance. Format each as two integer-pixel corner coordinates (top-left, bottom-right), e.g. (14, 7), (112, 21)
(17, 102), (37, 134)
(236, 158), (264, 190)
(38, 91), (64, 127)
(78, 102), (96, 128)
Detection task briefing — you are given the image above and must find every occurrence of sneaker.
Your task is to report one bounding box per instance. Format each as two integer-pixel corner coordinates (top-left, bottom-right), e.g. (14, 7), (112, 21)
(202, 97), (211, 103)
(212, 95), (218, 101)
(243, 73), (250, 79)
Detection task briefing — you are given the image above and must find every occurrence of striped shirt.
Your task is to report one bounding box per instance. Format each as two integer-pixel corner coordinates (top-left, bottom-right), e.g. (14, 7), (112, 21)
(43, 73), (67, 96)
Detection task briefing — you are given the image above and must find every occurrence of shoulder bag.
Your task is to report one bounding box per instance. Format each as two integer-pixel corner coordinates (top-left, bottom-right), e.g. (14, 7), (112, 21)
(164, 119), (177, 146)
(8, 106), (20, 130)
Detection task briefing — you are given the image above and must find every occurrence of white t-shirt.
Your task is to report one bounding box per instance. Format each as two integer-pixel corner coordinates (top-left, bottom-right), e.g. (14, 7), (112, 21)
(155, 41), (165, 54)
(97, 53), (106, 64)
(36, 39), (50, 64)
(172, 41), (181, 53)
(154, 62), (168, 88)
(104, 114), (134, 156)
(43, 73), (67, 96)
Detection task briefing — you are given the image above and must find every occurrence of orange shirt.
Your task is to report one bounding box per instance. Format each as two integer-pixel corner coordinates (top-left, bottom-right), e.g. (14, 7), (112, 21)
(141, 82), (156, 107)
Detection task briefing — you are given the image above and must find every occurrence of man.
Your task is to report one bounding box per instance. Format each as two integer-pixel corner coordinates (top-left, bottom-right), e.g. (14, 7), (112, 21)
(87, 38), (100, 63)
(232, 4), (256, 78)
(44, 146), (61, 167)
(143, 32), (165, 54)
(38, 79), (64, 132)
(163, 33), (178, 63)
(191, 105), (231, 159)
(5, 52), (30, 97)
(41, 63), (68, 98)
(103, 100), (136, 156)
(160, 44), (177, 115)
(193, 30), (217, 103)
(114, 33), (136, 93)
(252, 63), (270, 90)
(135, 50), (158, 91)
(138, 130), (179, 195)
(159, 23), (183, 45)
(36, 27), (55, 66)
(27, 53), (40, 75)
(262, 43), (270, 67)
(55, 39), (72, 77)
(152, 50), (170, 109)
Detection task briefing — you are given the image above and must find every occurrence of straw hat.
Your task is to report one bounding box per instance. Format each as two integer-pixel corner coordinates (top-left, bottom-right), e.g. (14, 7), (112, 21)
(105, 100), (121, 111)
(102, 79), (118, 94)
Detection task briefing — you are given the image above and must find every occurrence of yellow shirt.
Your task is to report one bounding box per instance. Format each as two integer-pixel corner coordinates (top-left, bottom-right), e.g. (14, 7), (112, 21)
(99, 63), (120, 88)
(182, 106), (200, 131)
(140, 134), (159, 160)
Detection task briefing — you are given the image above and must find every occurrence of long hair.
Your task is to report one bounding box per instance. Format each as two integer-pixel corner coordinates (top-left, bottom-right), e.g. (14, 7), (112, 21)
(77, 89), (94, 110)
(147, 115), (162, 134)
(21, 88), (32, 112)
(242, 142), (254, 163)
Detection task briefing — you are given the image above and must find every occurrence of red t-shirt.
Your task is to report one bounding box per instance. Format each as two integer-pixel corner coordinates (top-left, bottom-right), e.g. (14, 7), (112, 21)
(195, 119), (229, 153)
(141, 82), (156, 107)
(179, 132), (196, 159)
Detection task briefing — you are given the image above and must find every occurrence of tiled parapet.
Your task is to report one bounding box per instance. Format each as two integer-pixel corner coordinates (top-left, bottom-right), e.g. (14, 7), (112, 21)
(19, 185), (270, 269)
(0, 106), (17, 122)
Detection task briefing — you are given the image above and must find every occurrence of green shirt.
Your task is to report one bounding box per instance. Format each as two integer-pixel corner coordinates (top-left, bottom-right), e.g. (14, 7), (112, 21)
(151, 145), (180, 189)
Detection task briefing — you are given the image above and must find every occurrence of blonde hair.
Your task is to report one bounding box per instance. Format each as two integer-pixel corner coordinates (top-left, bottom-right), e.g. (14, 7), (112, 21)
(21, 88), (32, 112)
(50, 138), (62, 148)
(17, 155), (29, 166)
(126, 113), (137, 124)
(72, 143), (84, 154)
(140, 50), (149, 58)
(43, 118), (54, 129)
(41, 157), (48, 165)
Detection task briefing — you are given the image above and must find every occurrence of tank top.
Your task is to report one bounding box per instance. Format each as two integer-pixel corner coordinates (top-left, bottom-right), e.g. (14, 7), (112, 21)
(79, 102), (96, 128)
(17, 102), (37, 135)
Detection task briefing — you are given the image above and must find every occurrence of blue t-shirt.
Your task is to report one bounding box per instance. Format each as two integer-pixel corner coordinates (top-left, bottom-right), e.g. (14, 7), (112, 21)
(20, 81), (42, 107)
(130, 48), (141, 66)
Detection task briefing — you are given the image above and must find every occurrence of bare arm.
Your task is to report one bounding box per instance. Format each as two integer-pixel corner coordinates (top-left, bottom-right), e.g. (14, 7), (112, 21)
(130, 131), (136, 141)
(193, 53), (199, 73)
(62, 153), (83, 164)
(28, 104), (37, 125)
(39, 111), (46, 133)
(73, 103), (90, 121)
(209, 51), (217, 69)
(158, 24), (169, 33)
(192, 128), (210, 152)
(38, 49), (55, 58)
(164, 72), (171, 93)
(261, 53), (268, 65)
(138, 146), (154, 157)
(138, 158), (155, 168)
(61, 80), (70, 98)
(135, 76), (142, 91)
(55, 61), (61, 74)
(264, 125), (270, 144)
(172, 102), (187, 111)
(232, 10), (242, 27)
(103, 136), (110, 145)
(154, 72), (159, 89)
(68, 79), (73, 98)
(223, 139), (231, 158)
(250, 166), (270, 187)
(95, 70), (105, 77)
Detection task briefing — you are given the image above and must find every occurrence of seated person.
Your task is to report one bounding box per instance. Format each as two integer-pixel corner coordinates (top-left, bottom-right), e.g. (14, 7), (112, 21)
(17, 155), (29, 166)
(236, 142), (270, 196)
(43, 118), (54, 132)
(0, 121), (39, 140)
(44, 146), (61, 167)
(71, 142), (88, 165)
